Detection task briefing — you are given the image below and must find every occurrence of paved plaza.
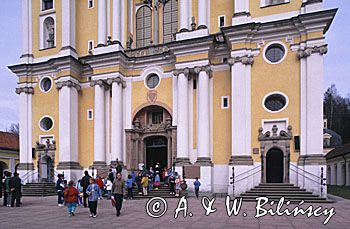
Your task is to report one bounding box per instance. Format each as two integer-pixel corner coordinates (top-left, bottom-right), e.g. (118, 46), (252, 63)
(0, 195), (350, 229)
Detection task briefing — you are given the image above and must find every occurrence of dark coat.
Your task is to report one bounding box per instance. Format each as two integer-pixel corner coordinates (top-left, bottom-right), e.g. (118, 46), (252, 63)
(81, 175), (91, 190)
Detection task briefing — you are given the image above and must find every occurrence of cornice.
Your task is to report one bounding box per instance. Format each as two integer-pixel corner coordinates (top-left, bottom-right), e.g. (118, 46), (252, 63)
(56, 80), (81, 91)
(15, 86), (34, 95)
(297, 44), (328, 59)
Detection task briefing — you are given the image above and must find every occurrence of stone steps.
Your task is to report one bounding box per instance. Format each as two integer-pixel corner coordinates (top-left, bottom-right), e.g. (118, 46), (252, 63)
(237, 183), (333, 204)
(22, 182), (57, 197)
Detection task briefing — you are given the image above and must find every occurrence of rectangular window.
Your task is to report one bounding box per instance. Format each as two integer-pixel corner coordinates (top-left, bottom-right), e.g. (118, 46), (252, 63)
(261, 0), (290, 7)
(221, 96), (229, 109)
(88, 40), (94, 52)
(87, 109), (94, 121)
(42, 0), (54, 11)
(193, 79), (197, 90)
(222, 57), (228, 64)
(294, 136), (300, 151)
(218, 15), (225, 28)
(152, 111), (163, 124)
(88, 0), (94, 9)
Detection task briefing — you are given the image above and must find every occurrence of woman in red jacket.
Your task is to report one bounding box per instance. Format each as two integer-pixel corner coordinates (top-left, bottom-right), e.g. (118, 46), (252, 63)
(64, 180), (79, 217)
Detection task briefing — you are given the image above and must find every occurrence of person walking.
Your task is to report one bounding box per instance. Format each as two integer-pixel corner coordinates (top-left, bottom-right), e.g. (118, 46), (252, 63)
(193, 177), (201, 199)
(112, 173), (125, 217)
(4, 172), (12, 207)
(141, 174), (149, 196)
(56, 174), (65, 206)
(125, 175), (133, 200)
(175, 174), (181, 197)
(76, 179), (83, 206)
(64, 181), (79, 216)
(105, 178), (113, 200)
(86, 178), (102, 218)
(10, 172), (21, 207)
(81, 171), (91, 208)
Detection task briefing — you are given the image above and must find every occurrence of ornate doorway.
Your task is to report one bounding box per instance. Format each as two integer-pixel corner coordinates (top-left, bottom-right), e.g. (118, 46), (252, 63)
(266, 148), (284, 183)
(36, 139), (56, 183)
(145, 136), (167, 169)
(125, 104), (176, 170)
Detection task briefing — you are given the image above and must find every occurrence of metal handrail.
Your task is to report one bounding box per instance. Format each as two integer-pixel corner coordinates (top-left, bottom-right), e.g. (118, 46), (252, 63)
(290, 163), (320, 179)
(234, 165), (261, 179)
(290, 168), (319, 184)
(234, 168), (261, 184)
(21, 171), (38, 184)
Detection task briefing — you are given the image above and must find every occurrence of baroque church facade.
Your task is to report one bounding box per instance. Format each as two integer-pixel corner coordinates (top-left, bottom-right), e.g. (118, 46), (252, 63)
(9, 0), (336, 196)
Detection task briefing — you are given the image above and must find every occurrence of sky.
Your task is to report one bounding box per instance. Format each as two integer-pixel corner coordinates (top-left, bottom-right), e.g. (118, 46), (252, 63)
(0, 1), (349, 131)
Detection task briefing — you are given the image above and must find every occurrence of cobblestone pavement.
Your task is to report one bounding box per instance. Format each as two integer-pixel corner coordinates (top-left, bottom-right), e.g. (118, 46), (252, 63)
(0, 195), (349, 229)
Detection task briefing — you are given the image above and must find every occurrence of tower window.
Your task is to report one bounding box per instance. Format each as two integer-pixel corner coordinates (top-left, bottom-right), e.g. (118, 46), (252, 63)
(218, 15), (225, 28)
(221, 96), (229, 109)
(87, 109), (94, 120)
(88, 0), (94, 9)
(88, 40), (94, 51)
(136, 6), (152, 48)
(163, 0), (178, 43)
(42, 0), (54, 11)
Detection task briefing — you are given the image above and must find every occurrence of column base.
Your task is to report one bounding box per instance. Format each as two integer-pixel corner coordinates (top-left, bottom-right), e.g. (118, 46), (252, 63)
(195, 157), (212, 166)
(16, 162), (35, 171)
(56, 161), (83, 170)
(90, 161), (107, 169)
(110, 161), (124, 167)
(298, 154), (326, 166)
(175, 157), (191, 166)
(229, 155), (254, 165)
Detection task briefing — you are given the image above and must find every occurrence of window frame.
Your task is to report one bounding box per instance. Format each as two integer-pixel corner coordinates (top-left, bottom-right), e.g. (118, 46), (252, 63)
(41, 0), (55, 12)
(263, 41), (287, 65)
(163, 0), (178, 44)
(262, 91), (289, 113)
(260, 0), (290, 8)
(40, 14), (56, 50)
(136, 5), (152, 48)
(39, 76), (53, 93)
(88, 40), (94, 52)
(87, 109), (94, 121)
(221, 96), (230, 109)
(218, 15), (226, 28)
(144, 73), (161, 90)
(88, 0), (94, 9)
(39, 115), (55, 132)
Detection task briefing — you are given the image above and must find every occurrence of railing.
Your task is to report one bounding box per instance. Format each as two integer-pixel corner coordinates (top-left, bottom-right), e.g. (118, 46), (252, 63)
(21, 170), (38, 184)
(230, 165), (261, 197)
(290, 163), (327, 197)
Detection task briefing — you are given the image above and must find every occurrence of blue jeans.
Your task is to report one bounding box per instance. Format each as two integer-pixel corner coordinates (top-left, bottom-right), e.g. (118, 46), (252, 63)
(57, 191), (64, 204)
(67, 203), (77, 214)
(107, 190), (111, 199)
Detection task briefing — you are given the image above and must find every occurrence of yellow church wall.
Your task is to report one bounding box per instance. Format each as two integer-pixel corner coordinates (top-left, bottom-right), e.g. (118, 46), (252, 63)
(32, 0), (62, 59)
(192, 0), (198, 28)
(78, 87), (94, 168)
(131, 77), (173, 118)
(251, 41), (300, 163)
(76, 0), (98, 57)
(210, 0), (234, 34)
(212, 70), (232, 164)
(31, 78), (60, 167)
(176, 52), (209, 63)
(249, 0), (302, 18)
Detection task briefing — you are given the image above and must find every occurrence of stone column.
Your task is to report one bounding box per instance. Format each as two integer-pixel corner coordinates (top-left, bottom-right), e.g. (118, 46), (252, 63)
(15, 87), (34, 180)
(91, 80), (108, 167)
(112, 0), (121, 43)
(228, 55), (254, 195)
(61, 0), (76, 52)
(198, 0), (207, 29)
(20, 0), (33, 62)
(232, 0), (250, 25)
(297, 45), (328, 196)
(174, 68), (190, 165)
(194, 66), (211, 164)
(98, 0), (107, 46)
(179, 0), (190, 32)
(107, 77), (125, 165)
(56, 80), (82, 181)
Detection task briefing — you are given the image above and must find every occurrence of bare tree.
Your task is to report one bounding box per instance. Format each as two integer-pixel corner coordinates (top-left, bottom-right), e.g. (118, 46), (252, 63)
(8, 123), (19, 136)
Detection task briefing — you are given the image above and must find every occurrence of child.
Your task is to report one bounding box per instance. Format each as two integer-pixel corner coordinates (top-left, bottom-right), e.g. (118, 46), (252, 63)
(193, 177), (201, 199)
(154, 172), (161, 190)
(125, 175), (133, 199)
(105, 178), (113, 200)
(141, 175), (149, 196)
(86, 178), (102, 218)
(175, 175), (181, 197)
(76, 179), (83, 206)
(64, 180), (79, 216)
(169, 175), (175, 195)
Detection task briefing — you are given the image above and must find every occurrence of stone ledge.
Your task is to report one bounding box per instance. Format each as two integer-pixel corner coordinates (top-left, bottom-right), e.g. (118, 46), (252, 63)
(56, 161), (83, 170)
(298, 154), (326, 166)
(90, 161), (107, 169)
(16, 163), (35, 171)
(174, 157), (191, 166)
(195, 157), (213, 166)
(229, 155), (254, 166)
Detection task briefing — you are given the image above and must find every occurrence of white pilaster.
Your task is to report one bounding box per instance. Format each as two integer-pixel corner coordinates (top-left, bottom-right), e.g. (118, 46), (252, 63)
(232, 0), (250, 25)
(92, 80), (107, 166)
(179, 0), (190, 31)
(98, 0), (108, 46)
(21, 0), (33, 62)
(198, 0), (207, 29)
(110, 78), (124, 164)
(61, 0), (76, 50)
(121, 0), (126, 46)
(175, 69), (190, 164)
(112, 0), (121, 42)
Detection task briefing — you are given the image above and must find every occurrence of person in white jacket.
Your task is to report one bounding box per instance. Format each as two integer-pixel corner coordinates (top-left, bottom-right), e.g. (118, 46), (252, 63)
(105, 178), (113, 200)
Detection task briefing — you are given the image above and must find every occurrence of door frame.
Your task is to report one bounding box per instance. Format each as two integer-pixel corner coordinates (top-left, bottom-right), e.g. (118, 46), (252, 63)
(266, 148), (285, 183)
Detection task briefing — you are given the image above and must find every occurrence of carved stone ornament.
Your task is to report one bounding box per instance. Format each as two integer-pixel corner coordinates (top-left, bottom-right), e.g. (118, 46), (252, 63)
(173, 68), (191, 79)
(15, 87), (34, 95)
(194, 65), (212, 75)
(90, 79), (109, 89)
(147, 90), (157, 103)
(106, 76), (126, 88)
(258, 125), (293, 141)
(228, 55), (254, 66)
(297, 44), (328, 59)
(56, 80), (81, 91)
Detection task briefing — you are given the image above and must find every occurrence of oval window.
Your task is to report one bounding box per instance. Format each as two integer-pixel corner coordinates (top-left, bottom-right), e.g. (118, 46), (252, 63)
(265, 44), (285, 63)
(40, 77), (52, 92)
(40, 116), (54, 131)
(264, 94), (287, 112)
(146, 74), (160, 89)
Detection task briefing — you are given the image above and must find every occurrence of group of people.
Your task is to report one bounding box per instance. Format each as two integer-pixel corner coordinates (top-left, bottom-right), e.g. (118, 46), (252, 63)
(1, 171), (22, 207)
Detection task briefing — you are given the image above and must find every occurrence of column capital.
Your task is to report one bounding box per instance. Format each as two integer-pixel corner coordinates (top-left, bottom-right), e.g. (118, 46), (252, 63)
(56, 80), (81, 91)
(90, 79), (110, 89)
(297, 44), (328, 59)
(106, 76), (126, 88)
(173, 68), (191, 79)
(15, 87), (34, 95)
(228, 55), (254, 66)
(194, 65), (213, 78)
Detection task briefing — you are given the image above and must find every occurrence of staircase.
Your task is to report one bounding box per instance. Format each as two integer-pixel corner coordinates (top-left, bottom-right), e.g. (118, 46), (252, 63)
(237, 183), (333, 203)
(132, 184), (177, 199)
(22, 182), (57, 196)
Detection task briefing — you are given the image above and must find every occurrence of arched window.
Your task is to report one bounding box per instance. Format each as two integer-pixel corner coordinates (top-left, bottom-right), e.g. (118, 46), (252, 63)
(136, 6), (152, 48)
(43, 17), (55, 49)
(163, 0), (178, 43)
